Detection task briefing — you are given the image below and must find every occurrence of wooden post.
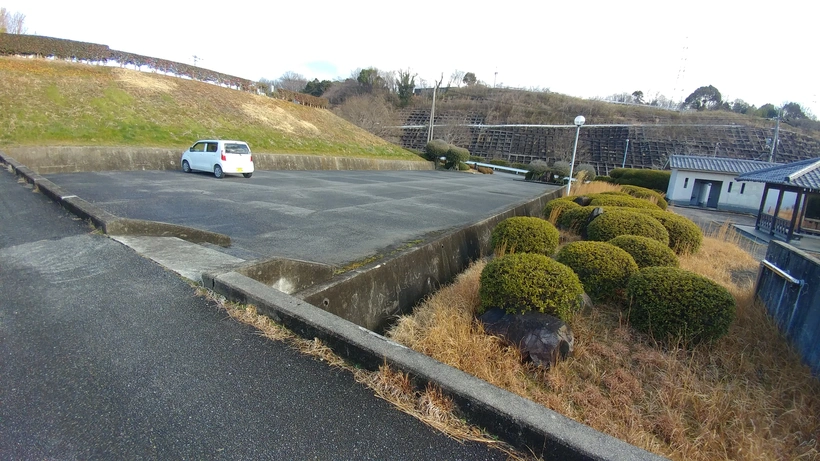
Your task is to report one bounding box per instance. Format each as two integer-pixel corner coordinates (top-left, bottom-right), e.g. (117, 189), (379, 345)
(755, 183), (769, 231)
(787, 189), (803, 242)
(771, 187), (785, 236)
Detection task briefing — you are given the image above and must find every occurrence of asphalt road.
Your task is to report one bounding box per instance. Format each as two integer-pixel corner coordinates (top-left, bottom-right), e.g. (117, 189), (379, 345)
(44, 169), (556, 265)
(0, 169), (506, 459)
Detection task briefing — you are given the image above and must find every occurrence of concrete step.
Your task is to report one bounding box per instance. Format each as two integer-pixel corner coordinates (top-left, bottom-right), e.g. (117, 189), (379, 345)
(111, 235), (245, 283)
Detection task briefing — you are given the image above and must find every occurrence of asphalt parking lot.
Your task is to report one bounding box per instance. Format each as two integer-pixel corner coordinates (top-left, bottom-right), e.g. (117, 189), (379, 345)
(45, 169), (557, 265)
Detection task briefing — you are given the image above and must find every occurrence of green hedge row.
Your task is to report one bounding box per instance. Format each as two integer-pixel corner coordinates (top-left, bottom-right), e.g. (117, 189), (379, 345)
(609, 168), (671, 192)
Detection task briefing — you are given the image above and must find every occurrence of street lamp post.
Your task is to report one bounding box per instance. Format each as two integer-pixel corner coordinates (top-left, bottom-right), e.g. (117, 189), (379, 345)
(566, 115), (585, 195)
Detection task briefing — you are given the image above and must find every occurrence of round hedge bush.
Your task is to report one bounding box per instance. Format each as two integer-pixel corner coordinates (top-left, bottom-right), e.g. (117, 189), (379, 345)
(478, 253), (584, 320)
(588, 194), (662, 210)
(586, 209), (669, 245)
(543, 198), (581, 222)
(557, 206), (599, 232)
(620, 185), (668, 210)
(491, 217), (559, 255)
(608, 235), (679, 268)
(638, 210), (703, 255)
(627, 267), (736, 344)
(555, 241), (639, 303)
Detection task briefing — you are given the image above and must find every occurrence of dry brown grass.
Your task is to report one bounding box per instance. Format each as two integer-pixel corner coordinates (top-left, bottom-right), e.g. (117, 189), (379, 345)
(568, 180), (622, 196)
(196, 288), (521, 458)
(387, 230), (820, 460)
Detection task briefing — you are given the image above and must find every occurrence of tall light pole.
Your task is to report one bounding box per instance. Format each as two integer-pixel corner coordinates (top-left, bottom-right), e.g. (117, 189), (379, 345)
(566, 115), (585, 195)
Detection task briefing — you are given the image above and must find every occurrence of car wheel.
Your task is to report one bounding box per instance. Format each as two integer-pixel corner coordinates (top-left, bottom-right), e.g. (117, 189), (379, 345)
(182, 160), (191, 173)
(243, 173), (253, 178)
(214, 165), (224, 179)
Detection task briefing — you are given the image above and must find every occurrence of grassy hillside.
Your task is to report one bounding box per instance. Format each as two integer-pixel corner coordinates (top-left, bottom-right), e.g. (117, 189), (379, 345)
(0, 57), (420, 160)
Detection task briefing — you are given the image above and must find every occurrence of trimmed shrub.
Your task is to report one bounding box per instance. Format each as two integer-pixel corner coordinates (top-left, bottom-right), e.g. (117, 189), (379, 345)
(586, 209), (669, 245)
(639, 210), (703, 255)
(551, 160), (571, 178)
(445, 145), (470, 169)
(555, 241), (639, 303)
(608, 235), (679, 268)
(598, 191), (631, 196)
(627, 267), (736, 344)
(469, 155), (484, 162)
(477, 166), (494, 174)
(527, 159), (550, 175)
(557, 206), (599, 233)
(543, 198), (581, 223)
(620, 185), (668, 210)
(491, 217), (559, 256)
(478, 253), (584, 320)
(488, 159), (510, 167)
(457, 161), (471, 171)
(512, 163), (527, 170)
(575, 163), (597, 180)
(424, 139), (450, 161)
(609, 168), (671, 192)
(588, 194), (662, 210)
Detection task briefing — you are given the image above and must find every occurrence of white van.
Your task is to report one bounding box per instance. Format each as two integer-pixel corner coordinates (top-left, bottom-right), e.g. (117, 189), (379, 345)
(181, 140), (254, 178)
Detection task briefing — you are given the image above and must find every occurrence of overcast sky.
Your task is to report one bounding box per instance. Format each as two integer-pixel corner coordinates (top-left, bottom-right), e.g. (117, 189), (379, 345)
(5, 0), (818, 117)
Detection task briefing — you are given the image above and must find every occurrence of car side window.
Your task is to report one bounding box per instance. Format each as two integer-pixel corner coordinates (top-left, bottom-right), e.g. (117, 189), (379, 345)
(191, 142), (206, 152)
(206, 142), (218, 153)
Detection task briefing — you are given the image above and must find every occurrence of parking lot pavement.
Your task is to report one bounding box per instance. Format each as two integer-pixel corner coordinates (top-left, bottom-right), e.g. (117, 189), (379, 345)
(0, 168), (506, 459)
(44, 169), (557, 265)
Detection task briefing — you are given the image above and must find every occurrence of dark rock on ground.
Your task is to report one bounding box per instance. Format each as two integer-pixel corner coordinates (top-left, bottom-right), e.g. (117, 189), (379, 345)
(479, 308), (574, 368)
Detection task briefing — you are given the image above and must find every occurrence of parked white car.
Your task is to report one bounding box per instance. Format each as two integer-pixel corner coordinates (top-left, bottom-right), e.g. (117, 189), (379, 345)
(181, 140), (254, 178)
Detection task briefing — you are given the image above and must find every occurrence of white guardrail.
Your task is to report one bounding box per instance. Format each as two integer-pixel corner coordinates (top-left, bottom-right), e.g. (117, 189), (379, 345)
(465, 161), (529, 175)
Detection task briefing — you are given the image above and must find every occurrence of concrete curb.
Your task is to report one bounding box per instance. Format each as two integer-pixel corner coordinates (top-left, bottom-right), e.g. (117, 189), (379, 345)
(203, 271), (666, 461)
(0, 151), (231, 247)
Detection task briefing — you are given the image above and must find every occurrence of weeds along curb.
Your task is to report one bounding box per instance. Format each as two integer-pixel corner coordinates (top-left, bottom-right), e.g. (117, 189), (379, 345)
(202, 270), (667, 461)
(0, 151), (231, 247)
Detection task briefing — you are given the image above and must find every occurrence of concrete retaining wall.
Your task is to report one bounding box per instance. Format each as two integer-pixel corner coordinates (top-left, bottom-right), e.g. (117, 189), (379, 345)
(295, 188), (565, 333)
(756, 240), (820, 376)
(3, 146), (432, 174)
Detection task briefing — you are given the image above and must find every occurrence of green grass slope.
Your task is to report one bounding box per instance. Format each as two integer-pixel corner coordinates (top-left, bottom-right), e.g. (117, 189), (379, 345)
(0, 56), (420, 160)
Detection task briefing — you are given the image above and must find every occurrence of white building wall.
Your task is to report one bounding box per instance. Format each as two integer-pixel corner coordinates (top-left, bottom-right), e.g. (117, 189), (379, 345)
(666, 169), (764, 213)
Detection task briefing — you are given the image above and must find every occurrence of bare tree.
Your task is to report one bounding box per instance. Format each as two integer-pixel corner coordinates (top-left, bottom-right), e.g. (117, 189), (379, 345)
(333, 94), (394, 137)
(275, 71), (307, 92)
(1, 7), (27, 33)
(448, 70), (465, 88)
(6, 10), (27, 34)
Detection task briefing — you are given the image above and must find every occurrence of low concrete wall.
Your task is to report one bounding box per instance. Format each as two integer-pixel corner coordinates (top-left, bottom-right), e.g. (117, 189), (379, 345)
(236, 258), (335, 294)
(295, 188), (564, 333)
(755, 241), (820, 376)
(3, 146), (432, 173)
(253, 154), (433, 171)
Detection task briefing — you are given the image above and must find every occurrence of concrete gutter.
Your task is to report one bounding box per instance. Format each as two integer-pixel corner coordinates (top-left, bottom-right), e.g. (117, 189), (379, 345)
(203, 271), (666, 461)
(0, 152), (231, 247)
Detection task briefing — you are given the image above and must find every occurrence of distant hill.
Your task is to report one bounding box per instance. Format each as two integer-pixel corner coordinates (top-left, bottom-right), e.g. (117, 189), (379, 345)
(0, 56), (420, 161)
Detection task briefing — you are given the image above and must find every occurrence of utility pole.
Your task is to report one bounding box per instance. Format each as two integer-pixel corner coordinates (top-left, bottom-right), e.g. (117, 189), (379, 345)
(427, 73), (443, 143)
(621, 139), (630, 168)
(768, 106), (782, 163)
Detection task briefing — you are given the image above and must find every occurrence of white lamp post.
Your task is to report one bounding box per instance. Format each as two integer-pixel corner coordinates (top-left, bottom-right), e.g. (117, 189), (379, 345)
(566, 115), (585, 195)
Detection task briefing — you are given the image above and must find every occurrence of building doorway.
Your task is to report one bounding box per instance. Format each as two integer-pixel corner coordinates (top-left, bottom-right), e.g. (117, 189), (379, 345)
(689, 179), (722, 208)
